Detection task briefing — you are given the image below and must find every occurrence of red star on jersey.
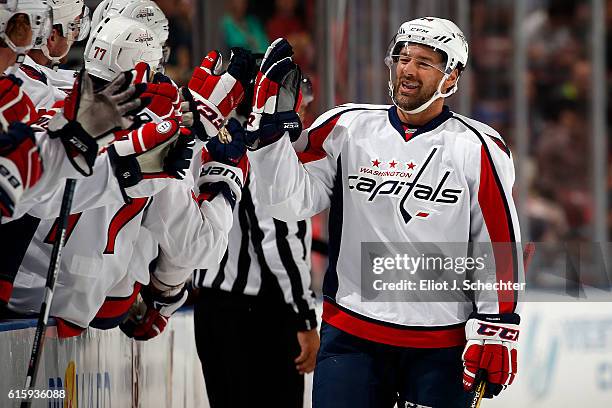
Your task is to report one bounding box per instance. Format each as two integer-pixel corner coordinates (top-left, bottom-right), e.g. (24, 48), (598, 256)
(389, 160), (397, 168)
(407, 162), (416, 170)
(372, 159), (381, 167)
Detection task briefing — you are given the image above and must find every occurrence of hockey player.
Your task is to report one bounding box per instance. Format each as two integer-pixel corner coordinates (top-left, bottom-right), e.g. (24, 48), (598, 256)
(7, 17), (252, 338)
(28, 0), (89, 68)
(0, 1), (151, 222)
(244, 19), (523, 408)
(14, 0), (89, 108)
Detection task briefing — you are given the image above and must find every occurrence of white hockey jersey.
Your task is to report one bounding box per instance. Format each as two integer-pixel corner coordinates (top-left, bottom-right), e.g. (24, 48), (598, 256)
(12, 55), (76, 110)
(9, 178), (231, 328)
(248, 104), (524, 348)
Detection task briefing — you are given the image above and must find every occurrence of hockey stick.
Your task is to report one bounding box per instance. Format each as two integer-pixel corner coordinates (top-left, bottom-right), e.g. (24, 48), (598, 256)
(469, 375), (487, 408)
(21, 178), (76, 408)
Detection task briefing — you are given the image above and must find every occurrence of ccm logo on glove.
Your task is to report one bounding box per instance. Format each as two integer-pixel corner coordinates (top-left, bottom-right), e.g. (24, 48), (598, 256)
(477, 323), (519, 341)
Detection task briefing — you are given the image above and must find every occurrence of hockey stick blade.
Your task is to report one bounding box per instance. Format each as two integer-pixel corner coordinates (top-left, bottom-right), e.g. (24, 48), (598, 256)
(21, 178), (76, 408)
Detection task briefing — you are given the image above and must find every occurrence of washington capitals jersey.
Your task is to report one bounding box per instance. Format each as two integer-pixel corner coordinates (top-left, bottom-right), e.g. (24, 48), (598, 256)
(248, 104), (524, 348)
(13, 55), (74, 110)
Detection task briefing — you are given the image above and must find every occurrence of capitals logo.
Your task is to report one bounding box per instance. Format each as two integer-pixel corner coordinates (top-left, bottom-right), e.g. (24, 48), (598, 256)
(136, 7), (155, 22)
(135, 32), (155, 45)
(348, 147), (463, 224)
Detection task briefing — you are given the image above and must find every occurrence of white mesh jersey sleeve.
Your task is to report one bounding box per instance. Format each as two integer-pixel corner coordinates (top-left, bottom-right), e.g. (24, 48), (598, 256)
(247, 105), (354, 222)
(14, 56), (70, 110)
(142, 179), (234, 287)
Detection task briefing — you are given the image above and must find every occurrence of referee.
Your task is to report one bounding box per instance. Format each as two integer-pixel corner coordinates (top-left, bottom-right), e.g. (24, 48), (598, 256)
(192, 77), (319, 408)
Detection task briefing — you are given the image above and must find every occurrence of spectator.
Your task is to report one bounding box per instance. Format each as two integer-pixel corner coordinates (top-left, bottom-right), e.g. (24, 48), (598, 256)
(221, 0), (268, 53)
(266, 0), (305, 41)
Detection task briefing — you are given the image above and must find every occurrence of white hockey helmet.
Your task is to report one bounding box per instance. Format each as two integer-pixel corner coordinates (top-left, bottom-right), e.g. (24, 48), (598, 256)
(385, 17), (469, 114)
(84, 16), (162, 82)
(91, 1), (168, 50)
(0, 0), (52, 64)
(34, 0), (91, 65)
(91, 0), (169, 71)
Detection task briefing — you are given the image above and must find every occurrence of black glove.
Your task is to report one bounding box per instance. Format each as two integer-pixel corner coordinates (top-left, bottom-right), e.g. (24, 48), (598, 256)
(246, 38), (303, 149)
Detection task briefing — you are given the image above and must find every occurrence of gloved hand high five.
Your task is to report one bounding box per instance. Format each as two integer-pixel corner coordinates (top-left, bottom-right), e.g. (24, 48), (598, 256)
(246, 38), (303, 149)
(180, 48), (254, 141)
(462, 312), (520, 398)
(47, 68), (149, 176)
(198, 118), (249, 209)
(141, 68), (181, 123)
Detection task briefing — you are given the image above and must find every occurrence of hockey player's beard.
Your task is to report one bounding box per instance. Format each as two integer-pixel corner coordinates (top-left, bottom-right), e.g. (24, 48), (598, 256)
(393, 78), (437, 112)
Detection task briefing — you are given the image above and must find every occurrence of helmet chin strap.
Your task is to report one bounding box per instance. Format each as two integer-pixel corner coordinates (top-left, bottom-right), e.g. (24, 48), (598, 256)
(41, 40), (74, 71)
(0, 33), (32, 74)
(387, 68), (458, 115)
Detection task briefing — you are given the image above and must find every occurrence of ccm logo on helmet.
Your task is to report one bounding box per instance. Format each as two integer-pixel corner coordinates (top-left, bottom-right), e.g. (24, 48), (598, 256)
(476, 323), (519, 341)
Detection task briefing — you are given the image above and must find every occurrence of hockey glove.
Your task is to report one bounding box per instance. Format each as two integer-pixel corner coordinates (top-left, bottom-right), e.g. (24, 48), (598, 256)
(246, 38), (303, 149)
(108, 119), (193, 200)
(0, 75), (39, 129)
(47, 69), (149, 176)
(198, 118), (249, 209)
(0, 122), (42, 218)
(462, 312), (520, 398)
(136, 66), (181, 124)
(180, 48), (255, 141)
(120, 275), (188, 341)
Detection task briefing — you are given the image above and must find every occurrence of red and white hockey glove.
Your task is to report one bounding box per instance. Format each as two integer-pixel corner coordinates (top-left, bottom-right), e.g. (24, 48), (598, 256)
(462, 312), (520, 398)
(198, 118), (249, 209)
(0, 75), (39, 129)
(180, 48), (254, 141)
(141, 73), (180, 122)
(246, 38), (303, 149)
(120, 275), (188, 341)
(0, 122), (42, 219)
(128, 62), (180, 125)
(107, 119), (194, 200)
(47, 69), (149, 176)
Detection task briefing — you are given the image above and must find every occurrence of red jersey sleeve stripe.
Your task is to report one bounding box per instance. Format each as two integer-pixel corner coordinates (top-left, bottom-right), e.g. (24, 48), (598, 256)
(478, 145), (517, 313)
(297, 116), (340, 164)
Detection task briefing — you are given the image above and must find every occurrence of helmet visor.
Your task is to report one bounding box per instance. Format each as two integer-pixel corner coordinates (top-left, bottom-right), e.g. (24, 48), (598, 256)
(384, 41), (446, 74)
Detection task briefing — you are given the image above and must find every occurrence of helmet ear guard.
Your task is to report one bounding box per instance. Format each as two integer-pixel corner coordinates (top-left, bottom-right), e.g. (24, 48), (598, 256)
(385, 17), (468, 115)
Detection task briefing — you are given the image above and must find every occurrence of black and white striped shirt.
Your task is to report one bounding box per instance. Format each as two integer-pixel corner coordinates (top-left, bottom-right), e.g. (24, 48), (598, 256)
(193, 172), (317, 330)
